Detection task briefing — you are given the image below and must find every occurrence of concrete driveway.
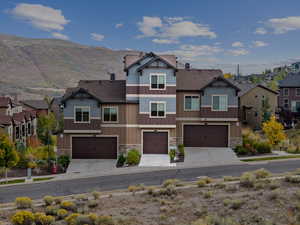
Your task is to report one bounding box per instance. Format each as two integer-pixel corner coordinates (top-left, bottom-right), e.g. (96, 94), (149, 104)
(182, 147), (241, 167)
(67, 159), (117, 175)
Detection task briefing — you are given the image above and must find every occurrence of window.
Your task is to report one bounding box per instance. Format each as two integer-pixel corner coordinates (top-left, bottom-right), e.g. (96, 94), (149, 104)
(150, 74), (166, 90)
(212, 95), (228, 111)
(150, 102), (165, 117)
(27, 123), (31, 136)
(75, 107), (90, 123)
(22, 124), (25, 137)
(16, 126), (20, 139)
(283, 88), (289, 96)
(296, 88), (300, 96)
(292, 101), (300, 112)
(284, 99), (289, 109)
(184, 95), (200, 111)
(103, 107), (118, 122)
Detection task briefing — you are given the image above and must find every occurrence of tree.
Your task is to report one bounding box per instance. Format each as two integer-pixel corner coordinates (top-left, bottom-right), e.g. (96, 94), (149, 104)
(267, 80), (278, 91)
(261, 97), (272, 123)
(262, 115), (286, 146)
(0, 131), (19, 181)
(223, 73), (233, 79)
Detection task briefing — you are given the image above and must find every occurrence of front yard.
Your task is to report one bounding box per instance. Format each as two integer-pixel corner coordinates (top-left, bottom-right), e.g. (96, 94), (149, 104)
(2, 169), (300, 224)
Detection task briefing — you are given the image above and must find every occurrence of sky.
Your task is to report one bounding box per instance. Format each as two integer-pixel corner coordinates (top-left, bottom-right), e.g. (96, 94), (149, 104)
(1, 0), (300, 74)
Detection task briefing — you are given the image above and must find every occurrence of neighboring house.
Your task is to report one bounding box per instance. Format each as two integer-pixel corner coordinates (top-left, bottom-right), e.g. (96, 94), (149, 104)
(278, 73), (300, 116)
(58, 52), (242, 160)
(289, 62), (300, 73)
(235, 83), (278, 129)
(20, 100), (49, 116)
(0, 96), (38, 145)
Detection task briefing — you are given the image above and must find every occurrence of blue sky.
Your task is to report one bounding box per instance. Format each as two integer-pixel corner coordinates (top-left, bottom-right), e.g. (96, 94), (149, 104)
(1, 0), (300, 74)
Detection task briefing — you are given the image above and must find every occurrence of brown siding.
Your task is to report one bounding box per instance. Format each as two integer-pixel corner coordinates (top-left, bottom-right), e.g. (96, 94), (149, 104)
(200, 107), (238, 118)
(64, 119), (101, 130)
(125, 104), (138, 124)
(278, 87), (299, 109)
(126, 86), (176, 94)
(138, 114), (176, 125)
(101, 127), (127, 144)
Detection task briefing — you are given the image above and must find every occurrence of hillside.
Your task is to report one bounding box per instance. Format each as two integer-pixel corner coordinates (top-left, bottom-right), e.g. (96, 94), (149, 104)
(0, 34), (137, 99)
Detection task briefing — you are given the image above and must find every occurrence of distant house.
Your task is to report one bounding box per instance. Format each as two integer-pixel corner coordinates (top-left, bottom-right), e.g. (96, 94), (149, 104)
(235, 83), (278, 129)
(289, 62), (300, 73)
(20, 100), (49, 116)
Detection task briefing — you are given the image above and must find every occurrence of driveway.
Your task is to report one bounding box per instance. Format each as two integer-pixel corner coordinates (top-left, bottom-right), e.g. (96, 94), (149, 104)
(139, 154), (175, 167)
(67, 159), (117, 175)
(182, 147), (241, 167)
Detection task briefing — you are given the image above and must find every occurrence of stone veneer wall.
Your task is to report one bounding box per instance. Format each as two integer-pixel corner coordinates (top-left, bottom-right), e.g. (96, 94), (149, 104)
(120, 144), (142, 154)
(229, 137), (242, 149)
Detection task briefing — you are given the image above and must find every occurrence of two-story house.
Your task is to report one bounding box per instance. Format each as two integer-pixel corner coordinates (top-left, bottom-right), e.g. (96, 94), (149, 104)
(58, 52), (242, 160)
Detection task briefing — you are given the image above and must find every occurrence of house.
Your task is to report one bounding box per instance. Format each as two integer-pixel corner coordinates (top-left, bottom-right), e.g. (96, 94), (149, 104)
(278, 73), (300, 116)
(234, 83), (278, 129)
(0, 96), (38, 145)
(58, 52), (242, 160)
(20, 100), (49, 116)
(289, 62), (300, 73)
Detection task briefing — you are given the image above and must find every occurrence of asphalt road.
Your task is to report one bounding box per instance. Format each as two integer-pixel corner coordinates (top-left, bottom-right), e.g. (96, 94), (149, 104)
(1, 159), (300, 203)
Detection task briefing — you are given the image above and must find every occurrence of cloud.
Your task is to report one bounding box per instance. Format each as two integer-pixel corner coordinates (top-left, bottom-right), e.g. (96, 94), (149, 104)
(160, 44), (223, 62)
(137, 16), (162, 37)
(232, 41), (244, 47)
(10, 3), (69, 31)
(115, 23), (123, 28)
(91, 33), (104, 41)
(137, 16), (216, 39)
(51, 32), (69, 40)
(253, 41), (268, 47)
(266, 16), (300, 34)
(152, 39), (179, 44)
(255, 27), (267, 35)
(228, 49), (249, 56)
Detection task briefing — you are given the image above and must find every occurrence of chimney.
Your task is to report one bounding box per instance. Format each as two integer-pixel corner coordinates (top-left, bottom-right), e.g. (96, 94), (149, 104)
(185, 63), (190, 70)
(110, 73), (115, 81)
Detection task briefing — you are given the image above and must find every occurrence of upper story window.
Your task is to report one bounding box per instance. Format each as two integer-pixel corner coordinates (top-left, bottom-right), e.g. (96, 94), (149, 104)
(16, 126), (20, 139)
(283, 88), (289, 96)
(296, 88), (300, 96)
(103, 107), (118, 123)
(184, 95), (200, 111)
(75, 106), (90, 123)
(284, 98), (289, 109)
(150, 102), (166, 118)
(150, 74), (166, 90)
(212, 95), (228, 111)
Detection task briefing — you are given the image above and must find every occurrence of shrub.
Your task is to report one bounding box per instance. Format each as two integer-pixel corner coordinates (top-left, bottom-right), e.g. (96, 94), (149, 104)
(285, 175), (300, 183)
(15, 197), (33, 209)
(116, 154), (126, 167)
(11, 211), (34, 225)
(269, 180), (280, 190)
(75, 214), (94, 225)
(57, 209), (68, 220)
(91, 191), (101, 200)
(65, 213), (80, 225)
(157, 186), (177, 197)
(255, 142), (272, 154)
(87, 200), (98, 208)
(240, 172), (256, 188)
(60, 201), (76, 211)
(126, 149), (140, 165)
(225, 185), (238, 193)
(58, 155), (70, 172)
(43, 196), (54, 206)
(234, 145), (248, 156)
(169, 149), (176, 161)
(254, 168), (271, 179)
(162, 179), (180, 187)
(223, 199), (231, 206)
(147, 186), (156, 195)
(267, 189), (281, 200)
(197, 180), (206, 188)
(203, 191), (213, 199)
(34, 213), (55, 225)
(223, 176), (239, 182)
(53, 197), (63, 205)
(75, 194), (88, 201)
(229, 199), (244, 210)
(96, 216), (114, 225)
(45, 206), (59, 216)
(178, 144), (185, 156)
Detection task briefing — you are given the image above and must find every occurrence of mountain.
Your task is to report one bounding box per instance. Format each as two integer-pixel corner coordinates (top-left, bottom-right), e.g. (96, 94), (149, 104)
(0, 34), (138, 99)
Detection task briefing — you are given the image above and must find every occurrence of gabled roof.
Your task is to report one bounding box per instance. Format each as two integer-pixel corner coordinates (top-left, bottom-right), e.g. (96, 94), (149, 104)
(61, 80), (126, 104)
(0, 97), (12, 108)
(200, 76), (241, 92)
(0, 115), (13, 126)
(278, 73), (300, 87)
(21, 100), (48, 110)
(136, 56), (177, 73)
(176, 69), (224, 91)
(124, 52), (177, 71)
(233, 82), (278, 96)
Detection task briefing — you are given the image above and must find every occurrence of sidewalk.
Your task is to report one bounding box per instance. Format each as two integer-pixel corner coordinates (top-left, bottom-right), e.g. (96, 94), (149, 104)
(239, 151), (300, 160)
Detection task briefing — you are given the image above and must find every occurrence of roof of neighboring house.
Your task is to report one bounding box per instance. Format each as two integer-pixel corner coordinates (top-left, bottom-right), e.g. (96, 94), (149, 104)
(124, 52), (177, 71)
(0, 115), (12, 125)
(278, 73), (300, 87)
(13, 112), (26, 123)
(62, 80), (126, 104)
(0, 97), (12, 108)
(176, 69), (224, 91)
(229, 81), (278, 96)
(21, 100), (49, 110)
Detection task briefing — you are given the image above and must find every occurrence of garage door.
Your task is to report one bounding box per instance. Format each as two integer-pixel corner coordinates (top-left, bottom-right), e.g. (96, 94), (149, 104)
(72, 137), (117, 159)
(184, 125), (228, 147)
(143, 132), (168, 154)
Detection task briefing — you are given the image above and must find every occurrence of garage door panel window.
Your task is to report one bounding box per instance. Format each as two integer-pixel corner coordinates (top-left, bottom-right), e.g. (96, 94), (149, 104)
(184, 95), (200, 111)
(75, 107), (90, 123)
(103, 107), (118, 123)
(212, 95), (228, 111)
(150, 102), (165, 118)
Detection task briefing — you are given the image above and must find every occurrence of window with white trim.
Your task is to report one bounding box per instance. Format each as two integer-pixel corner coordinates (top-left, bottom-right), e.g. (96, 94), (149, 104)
(212, 95), (228, 111)
(75, 106), (90, 123)
(283, 99), (289, 109)
(291, 101), (300, 112)
(184, 95), (200, 111)
(150, 102), (165, 117)
(283, 88), (289, 96)
(150, 74), (166, 89)
(103, 107), (118, 122)
(296, 88), (300, 96)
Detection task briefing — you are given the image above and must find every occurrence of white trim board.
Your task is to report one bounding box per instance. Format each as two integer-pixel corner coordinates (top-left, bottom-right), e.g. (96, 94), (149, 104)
(101, 124), (176, 128)
(64, 130), (101, 134)
(126, 94), (176, 98)
(126, 84), (176, 87)
(176, 117), (238, 121)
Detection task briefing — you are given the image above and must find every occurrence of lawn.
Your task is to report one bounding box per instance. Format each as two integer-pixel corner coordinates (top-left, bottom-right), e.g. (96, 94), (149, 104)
(2, 170), (300, 225)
